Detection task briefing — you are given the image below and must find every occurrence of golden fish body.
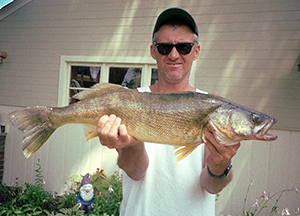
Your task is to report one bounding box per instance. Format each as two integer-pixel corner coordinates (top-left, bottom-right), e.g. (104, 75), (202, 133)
(8, 83), (277, 160)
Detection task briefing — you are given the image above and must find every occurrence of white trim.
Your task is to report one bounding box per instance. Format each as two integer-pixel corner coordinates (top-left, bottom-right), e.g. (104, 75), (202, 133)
(59, 55), (156, 65)
(0, 0), (32, 21)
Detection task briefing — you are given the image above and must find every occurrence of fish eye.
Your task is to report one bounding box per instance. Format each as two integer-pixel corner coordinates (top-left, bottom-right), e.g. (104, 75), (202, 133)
(251, 114), (262, 124)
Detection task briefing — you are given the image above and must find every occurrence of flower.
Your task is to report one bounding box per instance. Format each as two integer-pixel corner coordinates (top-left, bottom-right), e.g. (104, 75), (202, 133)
(96, 191), (101, 196)
(261, 190), (269, 201)
(252, 198), (260, 208)
(281, 208), (290, 216)
(108, 185), (114, 193)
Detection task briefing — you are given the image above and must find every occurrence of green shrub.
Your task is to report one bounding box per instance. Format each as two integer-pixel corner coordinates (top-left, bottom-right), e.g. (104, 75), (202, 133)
(0, 160), (123, 215)
(67, 168), (123, 216)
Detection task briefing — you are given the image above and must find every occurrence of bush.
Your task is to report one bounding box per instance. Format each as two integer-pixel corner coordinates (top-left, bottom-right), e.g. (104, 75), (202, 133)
(0, 160), (122, 216)
(66, 168), (123, 216)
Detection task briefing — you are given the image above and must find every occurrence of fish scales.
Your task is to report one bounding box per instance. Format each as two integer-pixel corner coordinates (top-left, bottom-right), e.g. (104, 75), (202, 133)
(8, 83), (277, 160)
(91, 90), (221, 146)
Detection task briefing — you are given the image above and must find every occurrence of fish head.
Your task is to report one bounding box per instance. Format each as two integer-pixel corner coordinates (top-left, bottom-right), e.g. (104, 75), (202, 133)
(207, 104), (277, 145)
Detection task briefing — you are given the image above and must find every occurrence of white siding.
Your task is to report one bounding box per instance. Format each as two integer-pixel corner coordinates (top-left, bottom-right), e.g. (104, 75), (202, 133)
(0, 0), (299, 215)
(193, 1), (300, 130)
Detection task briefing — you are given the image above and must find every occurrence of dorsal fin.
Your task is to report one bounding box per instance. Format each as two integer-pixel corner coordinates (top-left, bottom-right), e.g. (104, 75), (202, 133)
(72, 83), (128, 100)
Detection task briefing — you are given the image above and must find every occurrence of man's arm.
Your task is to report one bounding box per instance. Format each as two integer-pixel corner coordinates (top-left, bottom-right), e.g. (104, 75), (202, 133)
(200, 127), (240, 194)
(97, 115), (149, 181)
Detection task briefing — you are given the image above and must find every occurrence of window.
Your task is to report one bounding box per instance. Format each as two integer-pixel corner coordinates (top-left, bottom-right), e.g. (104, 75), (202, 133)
(69, 65), (146, 104)
(58, 56), (157, 106)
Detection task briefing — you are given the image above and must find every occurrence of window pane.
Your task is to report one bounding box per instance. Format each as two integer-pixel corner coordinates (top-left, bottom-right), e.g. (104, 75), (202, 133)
(70, 66), (101, 88)
(69, 66), (101, 104)
(109, 67), (141, 89)
(151, 68), (158, 85)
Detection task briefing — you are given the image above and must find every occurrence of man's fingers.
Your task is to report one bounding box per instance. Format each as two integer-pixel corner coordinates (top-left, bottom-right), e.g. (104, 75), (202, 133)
(119, 124), (129, 142)
(107, 116), (122, 141)
(97, 115), (109, 131)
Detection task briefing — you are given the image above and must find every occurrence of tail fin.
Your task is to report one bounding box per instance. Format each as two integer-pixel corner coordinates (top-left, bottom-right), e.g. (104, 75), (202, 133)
(8, 106), (56, 158)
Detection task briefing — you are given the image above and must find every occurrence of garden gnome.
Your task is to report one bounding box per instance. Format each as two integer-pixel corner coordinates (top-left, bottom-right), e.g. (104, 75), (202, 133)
(76, 173), (95, 213)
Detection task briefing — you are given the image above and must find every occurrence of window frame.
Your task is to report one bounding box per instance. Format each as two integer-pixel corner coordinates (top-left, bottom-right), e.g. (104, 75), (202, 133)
(58, 55), (156, 107)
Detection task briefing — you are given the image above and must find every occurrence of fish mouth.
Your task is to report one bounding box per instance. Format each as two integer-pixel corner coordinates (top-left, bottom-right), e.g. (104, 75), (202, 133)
(254, 118), (278, 141)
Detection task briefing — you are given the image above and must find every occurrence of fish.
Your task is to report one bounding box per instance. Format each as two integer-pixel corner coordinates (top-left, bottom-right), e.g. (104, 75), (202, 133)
(8, 83), (278, 161)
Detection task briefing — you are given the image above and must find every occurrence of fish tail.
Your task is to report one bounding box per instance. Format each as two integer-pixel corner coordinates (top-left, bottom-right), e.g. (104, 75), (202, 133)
(8, 106), (56, 158)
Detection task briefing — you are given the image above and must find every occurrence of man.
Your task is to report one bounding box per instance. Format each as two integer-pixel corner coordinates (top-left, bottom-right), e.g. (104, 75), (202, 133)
(97, 8), (240, 215)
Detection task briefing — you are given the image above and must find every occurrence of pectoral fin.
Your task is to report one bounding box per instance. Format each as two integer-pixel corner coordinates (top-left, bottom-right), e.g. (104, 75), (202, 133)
(174, 144), (200, 161)
(83, 124), (98, 141)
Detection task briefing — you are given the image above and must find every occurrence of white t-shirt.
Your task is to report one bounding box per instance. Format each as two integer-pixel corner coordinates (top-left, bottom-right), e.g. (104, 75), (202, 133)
(120, 86), (215, 216)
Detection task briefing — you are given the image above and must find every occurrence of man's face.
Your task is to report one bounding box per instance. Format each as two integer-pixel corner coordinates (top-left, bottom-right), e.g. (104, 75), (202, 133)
(150, 25), (200, 84)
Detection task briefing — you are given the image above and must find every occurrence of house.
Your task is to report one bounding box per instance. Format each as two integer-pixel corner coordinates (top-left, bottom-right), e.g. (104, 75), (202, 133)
(0, 0), (299, 214)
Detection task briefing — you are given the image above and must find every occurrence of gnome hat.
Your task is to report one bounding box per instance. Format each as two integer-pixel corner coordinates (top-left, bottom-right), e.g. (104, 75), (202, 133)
(81, 173), (92, 186)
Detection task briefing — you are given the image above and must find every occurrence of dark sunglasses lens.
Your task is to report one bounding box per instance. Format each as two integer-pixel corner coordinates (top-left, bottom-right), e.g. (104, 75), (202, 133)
(156, 43), (194, 55)
(157, 44), (173, 55)
(176, 43), (194, 55)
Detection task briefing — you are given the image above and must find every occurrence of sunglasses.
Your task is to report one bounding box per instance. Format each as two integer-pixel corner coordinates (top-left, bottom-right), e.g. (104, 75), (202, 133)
(154, 42), (195, 55)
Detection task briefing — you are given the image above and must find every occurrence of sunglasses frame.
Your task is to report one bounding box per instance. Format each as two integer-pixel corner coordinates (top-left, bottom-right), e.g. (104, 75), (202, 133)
(154, 42), (195, 55)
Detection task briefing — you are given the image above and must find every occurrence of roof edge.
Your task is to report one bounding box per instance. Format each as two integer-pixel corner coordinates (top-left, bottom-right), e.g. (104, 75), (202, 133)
(0, 0), (32, 21)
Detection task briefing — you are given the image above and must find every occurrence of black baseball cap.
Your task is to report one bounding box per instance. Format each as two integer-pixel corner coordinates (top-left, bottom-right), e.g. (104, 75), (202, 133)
(153, 8), (198, 37)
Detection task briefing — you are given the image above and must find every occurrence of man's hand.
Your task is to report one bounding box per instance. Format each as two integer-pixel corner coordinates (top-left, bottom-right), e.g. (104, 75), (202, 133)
(97, 114), (138, 149)
(97, 114), (148, 180)
(204, 123), (240, 175)
(200, 123), (241, 194)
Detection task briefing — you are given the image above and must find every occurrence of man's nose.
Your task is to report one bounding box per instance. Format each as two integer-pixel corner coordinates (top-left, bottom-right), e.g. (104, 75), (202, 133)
(168, 46), (180, 59)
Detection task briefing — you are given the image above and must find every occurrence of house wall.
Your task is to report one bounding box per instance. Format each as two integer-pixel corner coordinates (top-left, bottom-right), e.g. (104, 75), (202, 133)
(0, 0), (299, 215)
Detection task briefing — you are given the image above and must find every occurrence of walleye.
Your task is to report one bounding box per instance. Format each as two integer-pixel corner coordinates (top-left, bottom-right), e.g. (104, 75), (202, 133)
(8, 83), (277, 160)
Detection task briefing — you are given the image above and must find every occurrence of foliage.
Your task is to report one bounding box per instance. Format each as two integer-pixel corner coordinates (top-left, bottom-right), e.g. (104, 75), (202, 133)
(44, 203), (85, 216)
(0, 159), (83, 215)
(0, 159), (56, 215)
(66, 168), (123, 216)
(0, 160), (122, 216)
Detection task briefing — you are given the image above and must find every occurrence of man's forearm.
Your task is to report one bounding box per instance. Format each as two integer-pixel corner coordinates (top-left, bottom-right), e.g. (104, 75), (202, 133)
(117, 141), (149, 181)
(200, 166), (233, 194)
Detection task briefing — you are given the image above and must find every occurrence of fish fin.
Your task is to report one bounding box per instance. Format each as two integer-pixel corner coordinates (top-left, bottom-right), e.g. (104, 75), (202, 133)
(8, 106), (56, 158)
(73, 83), (128, 100)
(174, 144), (200, 162)
(83, 124), (98, 141)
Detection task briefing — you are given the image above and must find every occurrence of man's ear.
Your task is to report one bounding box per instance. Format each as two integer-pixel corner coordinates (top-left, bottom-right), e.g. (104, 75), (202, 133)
(150, 44), (157, 60)
(194, 44), (200, 60)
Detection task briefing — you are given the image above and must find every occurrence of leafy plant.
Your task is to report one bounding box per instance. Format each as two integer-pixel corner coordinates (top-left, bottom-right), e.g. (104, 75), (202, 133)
(44, 203), (85, 216)
(0, 159), (82, 215)
(0, 160), (122, 215)
(67, 168), (123, 216)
